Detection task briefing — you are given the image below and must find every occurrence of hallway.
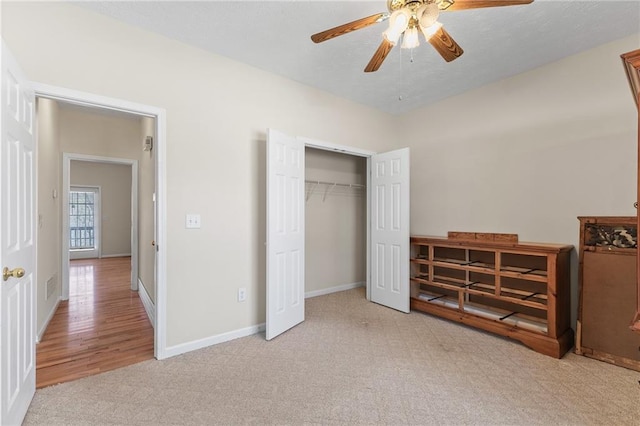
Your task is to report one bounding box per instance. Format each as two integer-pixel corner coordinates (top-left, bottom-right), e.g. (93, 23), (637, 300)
(36, 257), (154, 388)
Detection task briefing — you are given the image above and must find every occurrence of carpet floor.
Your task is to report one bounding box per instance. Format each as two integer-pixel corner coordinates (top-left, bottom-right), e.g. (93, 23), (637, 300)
(24, 287), (640, 425)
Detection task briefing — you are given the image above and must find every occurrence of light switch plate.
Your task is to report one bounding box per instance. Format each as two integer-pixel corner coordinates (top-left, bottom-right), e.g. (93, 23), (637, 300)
(185, 214), (201, 229)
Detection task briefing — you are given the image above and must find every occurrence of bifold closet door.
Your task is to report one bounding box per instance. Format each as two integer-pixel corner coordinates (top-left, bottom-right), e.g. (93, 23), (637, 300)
(370, 148), (410, 313)
(265, 129), (305, 340)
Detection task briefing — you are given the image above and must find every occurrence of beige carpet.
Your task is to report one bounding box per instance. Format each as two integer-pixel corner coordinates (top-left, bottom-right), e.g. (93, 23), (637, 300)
(25, 288), (640, 425)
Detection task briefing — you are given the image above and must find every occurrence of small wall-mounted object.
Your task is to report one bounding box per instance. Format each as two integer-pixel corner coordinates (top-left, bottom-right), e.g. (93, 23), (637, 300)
(143, 136), (153, 152)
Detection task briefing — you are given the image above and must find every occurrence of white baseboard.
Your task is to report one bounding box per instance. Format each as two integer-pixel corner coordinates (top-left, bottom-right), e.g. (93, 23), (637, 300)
(163, 323), (265, 359)
(137, 278), (155, 328)
(101, 253), (132, 258)
(305, 281), (365, 299)
(37, 297), (61, 343)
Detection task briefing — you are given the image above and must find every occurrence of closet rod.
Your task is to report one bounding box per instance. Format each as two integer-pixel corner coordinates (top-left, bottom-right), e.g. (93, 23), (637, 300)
(305, 179), (365, 189)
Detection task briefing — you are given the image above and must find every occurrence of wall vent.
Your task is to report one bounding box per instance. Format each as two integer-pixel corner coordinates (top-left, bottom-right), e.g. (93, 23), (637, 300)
(46, 276), (57, 300)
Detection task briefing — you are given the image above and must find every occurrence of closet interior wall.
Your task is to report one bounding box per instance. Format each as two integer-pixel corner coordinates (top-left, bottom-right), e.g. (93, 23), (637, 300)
(305, 148), (367, 296)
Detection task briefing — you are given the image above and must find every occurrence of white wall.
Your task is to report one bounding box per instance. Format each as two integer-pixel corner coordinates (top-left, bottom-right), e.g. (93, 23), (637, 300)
(5, 1), (637, 352)
(1, 2), (398, 349)
(305, 149), (366, 294)
(70, 161), (132, 257)
(139, 117), (156, 302)
(400, 34), (639, 325)
(36, 98), (61, 338)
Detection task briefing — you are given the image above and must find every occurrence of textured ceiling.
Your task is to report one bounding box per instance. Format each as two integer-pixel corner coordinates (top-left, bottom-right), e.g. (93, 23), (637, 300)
(77, 0), (640, 115)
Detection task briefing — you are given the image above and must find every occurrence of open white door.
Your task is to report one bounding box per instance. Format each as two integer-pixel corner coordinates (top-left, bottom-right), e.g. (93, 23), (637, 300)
(1, 41), (36, 425)
(266, 129), (305, 340)
(370, 148), (410, 313)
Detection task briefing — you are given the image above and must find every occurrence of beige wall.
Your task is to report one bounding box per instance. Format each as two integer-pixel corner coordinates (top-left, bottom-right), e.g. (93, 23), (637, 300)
(5, 1), (636, 351)
(400, 34), (639, 325)
(36, 98), (61, 337)
(59, 105), (142, 159)
(70, 161), (132, 257)
(2, 2), (398, 348)
(139, 117), (156, 302)
(305, 149), (366, 294)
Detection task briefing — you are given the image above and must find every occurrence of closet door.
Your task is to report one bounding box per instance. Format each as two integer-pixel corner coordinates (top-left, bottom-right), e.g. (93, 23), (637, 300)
(370, 148), (410, 313)
(265, 129), (305, 340)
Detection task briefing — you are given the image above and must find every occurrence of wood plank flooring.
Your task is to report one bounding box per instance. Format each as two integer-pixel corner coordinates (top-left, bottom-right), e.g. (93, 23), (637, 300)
(36, 257), (154, 388)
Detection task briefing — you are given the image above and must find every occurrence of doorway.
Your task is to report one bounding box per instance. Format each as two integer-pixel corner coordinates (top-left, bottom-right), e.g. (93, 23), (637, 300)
(35, 99), (156, 386)
(33, 82), (168, 361)
(304, 147), (367, 299)
(265, 129), (410, 340)
(62, 154), (139, 297)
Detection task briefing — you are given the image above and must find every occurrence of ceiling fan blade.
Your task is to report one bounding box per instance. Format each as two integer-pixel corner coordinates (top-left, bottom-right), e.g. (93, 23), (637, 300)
(440, 0), (533, 11)
(311, 13), (389, 43)
(364, 38), (394, 72)
(429, 26), (464, 62)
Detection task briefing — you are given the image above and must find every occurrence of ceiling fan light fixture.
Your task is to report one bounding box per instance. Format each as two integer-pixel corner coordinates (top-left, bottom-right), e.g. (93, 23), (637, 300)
(418, 2), (440, 28)
(437, 0), (455, 11)
(383, 9), (410, 44)
(420, 21), (442, 40)
(401, 26), (420, 49)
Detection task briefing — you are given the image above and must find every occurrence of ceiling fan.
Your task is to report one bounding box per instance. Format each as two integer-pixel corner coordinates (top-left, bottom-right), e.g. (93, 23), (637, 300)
(311, 0), (534, 72)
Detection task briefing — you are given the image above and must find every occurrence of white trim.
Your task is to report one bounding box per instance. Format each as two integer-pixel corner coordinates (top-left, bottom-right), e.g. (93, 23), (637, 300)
(366, 157), (371, 302)
(163, 324), (266, 359)
(304, 281), (365, 299)
(32, 83), (157, 118)
(100, 253), (132, 258)
(63, 154), (138, 294)
(34, 82), (167, 360)
(36, 297), (61, 343)
(299, 136), (376, 157)
(138, 278), (155, 328)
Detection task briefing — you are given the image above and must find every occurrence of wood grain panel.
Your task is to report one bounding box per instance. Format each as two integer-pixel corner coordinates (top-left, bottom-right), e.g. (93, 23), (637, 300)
(428, 26), (463, 62)
(36, 257), (154, 388)
(311, 13), (387, 43)
(443, 0), (533, 11)
(365, 38), (394, 72)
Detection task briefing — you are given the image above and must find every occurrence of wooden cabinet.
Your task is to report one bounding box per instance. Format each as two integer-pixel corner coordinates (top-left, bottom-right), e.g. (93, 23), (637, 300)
(620, 49), (640, 331)
(410, 235), (573, 358)
(575, 216), (640, 371)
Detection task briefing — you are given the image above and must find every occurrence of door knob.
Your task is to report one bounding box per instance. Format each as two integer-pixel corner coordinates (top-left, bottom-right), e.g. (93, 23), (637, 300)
(151, 240), (155, 246)
(3, 267), (25, 282)
(635, 201), (638, 209)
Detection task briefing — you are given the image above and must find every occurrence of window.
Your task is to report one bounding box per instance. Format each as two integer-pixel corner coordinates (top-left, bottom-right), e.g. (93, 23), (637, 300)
(69, 189), (97, 250)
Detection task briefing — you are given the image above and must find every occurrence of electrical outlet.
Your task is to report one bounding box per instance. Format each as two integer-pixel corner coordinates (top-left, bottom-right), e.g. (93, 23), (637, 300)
(238, 288), (247, 302)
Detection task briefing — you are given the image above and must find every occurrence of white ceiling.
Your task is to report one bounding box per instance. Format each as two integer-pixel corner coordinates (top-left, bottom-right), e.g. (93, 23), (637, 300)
(77, 0), (640, 115)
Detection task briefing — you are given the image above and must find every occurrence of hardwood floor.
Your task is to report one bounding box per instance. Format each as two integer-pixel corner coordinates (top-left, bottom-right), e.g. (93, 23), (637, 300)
(36, 257), (154, 389)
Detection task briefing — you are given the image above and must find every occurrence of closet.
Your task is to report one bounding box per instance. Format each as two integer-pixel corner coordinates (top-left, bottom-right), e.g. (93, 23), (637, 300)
(304, 148), (367, 298)
(265, 129), (410, 339)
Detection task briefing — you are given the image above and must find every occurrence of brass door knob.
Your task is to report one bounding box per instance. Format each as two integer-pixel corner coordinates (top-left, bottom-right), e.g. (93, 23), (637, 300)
(3, 267), (25, 282)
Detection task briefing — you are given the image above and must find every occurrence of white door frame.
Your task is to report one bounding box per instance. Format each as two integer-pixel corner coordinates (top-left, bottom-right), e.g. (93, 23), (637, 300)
(298, 137), (376, 300)
(32, 82), (168, 360)
(63, 155), (136, 286)
(68, 184), (102, 260)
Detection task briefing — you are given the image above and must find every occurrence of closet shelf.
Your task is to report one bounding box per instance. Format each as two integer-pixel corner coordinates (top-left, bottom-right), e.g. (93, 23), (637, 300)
(305, 180), (365, 201)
